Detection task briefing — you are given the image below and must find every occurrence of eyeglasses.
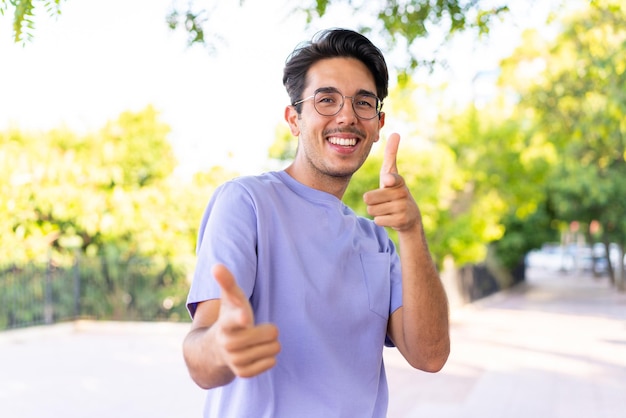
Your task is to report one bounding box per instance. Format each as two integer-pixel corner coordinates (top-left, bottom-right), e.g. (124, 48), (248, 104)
(293, 90), (383, 120)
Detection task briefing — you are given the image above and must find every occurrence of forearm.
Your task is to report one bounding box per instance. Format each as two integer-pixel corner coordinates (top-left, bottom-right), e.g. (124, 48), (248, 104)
(396, 225), (450, 371)
(183, 326), (235, 389)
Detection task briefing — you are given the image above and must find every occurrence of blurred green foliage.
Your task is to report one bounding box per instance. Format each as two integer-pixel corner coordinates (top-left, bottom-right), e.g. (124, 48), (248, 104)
(0, 106), (230, 325)
(499, 0), (626, 281)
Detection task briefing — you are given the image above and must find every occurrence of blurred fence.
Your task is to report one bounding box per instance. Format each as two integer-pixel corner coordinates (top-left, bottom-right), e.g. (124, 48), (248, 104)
(2, 254), (525, 331)
(454, 261), (526, 304)
(0, 255), (191, 331)
(457, 264), (499, 303)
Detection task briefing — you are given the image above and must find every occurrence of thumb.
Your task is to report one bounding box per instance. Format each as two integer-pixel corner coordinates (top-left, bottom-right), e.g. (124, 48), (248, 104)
(380, 133), (401, 188)
(212, 264), (254, 329)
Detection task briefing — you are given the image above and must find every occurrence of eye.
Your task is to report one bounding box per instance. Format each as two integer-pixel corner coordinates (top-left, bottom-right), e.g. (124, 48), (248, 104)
(355, 95), (377, 109)
(316, 93), (339, 104)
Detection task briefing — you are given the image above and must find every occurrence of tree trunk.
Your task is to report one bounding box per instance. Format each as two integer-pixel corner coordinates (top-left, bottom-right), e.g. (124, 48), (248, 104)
(603, 240), (615, 286)
(616, 244), (625, 292)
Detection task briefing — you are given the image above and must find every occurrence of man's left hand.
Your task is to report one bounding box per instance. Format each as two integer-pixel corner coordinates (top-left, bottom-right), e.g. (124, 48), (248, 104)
(363, 132), (421, 233)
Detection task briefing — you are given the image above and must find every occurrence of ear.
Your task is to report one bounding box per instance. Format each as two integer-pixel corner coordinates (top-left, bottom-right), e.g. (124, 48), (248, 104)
(285, 106), (300, 136)
(373, 111), (386, 143)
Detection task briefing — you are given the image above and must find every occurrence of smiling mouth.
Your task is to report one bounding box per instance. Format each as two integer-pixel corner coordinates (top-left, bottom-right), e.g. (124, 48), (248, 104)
(328, 136), (357, 146)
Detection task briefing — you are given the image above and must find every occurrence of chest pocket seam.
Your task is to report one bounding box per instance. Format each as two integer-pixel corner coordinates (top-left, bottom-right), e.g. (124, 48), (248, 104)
(359, 253), (391, 320)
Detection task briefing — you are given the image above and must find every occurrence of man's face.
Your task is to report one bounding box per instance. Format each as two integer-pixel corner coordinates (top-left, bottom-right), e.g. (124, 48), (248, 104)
(285, 57), (385, 181)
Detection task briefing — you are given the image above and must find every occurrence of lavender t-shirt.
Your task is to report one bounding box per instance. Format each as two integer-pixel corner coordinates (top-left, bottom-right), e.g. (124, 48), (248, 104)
(187, 170), (403, 418)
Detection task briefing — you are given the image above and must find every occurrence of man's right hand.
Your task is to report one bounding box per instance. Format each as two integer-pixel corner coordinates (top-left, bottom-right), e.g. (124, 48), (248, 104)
(211, 264), (281, 378)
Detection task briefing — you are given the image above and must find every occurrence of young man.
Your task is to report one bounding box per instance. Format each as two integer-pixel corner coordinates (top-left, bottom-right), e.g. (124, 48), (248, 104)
(183, 28), (450, 417)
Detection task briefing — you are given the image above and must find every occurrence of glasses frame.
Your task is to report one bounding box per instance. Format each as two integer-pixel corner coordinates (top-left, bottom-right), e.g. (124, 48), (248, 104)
(293, 90), (383, 120)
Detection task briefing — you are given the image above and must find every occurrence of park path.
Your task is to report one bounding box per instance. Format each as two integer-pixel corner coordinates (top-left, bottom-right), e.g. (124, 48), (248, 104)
(386, 267), (626, 418)
(1, 266), (624, 417)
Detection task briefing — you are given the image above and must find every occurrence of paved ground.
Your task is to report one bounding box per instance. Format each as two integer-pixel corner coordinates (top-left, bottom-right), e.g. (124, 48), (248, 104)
(386, 267), (626, 418)
(1, 267), (625, 417)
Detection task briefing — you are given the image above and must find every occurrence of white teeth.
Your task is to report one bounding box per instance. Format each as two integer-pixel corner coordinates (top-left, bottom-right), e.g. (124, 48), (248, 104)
(328, 137), (357, 146)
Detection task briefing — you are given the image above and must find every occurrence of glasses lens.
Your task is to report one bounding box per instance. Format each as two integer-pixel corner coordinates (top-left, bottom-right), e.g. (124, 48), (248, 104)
(314, 91), (343, 116)
(353, 94), (379, 119)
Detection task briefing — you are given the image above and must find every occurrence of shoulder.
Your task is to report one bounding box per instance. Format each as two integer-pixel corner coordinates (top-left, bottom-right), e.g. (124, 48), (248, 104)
(344, 205), (381, 234)
(221, 172), (281, 192)
(213, 172), (281, 200)
(350, 208), (394, 252)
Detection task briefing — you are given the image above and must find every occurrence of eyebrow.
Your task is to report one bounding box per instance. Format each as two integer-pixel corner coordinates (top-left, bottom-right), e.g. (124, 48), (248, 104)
(314, 86), (378, 98)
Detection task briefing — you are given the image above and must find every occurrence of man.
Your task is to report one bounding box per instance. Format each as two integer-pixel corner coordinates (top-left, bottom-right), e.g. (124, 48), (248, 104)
(183, 28), (450, 417)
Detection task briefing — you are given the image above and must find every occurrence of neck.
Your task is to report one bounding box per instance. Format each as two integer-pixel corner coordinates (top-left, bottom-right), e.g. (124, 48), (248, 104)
(284, 164), (351, 200)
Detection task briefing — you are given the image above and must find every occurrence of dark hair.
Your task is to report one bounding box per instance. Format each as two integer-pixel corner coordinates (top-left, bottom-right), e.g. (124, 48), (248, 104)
(283, 28), (389, 112)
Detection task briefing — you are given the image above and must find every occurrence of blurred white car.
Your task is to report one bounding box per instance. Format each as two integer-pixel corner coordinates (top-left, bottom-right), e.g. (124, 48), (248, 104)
(526, 242), (624, 273)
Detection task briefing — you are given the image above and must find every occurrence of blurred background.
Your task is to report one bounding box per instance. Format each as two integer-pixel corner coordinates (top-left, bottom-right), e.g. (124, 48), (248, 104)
(1, 0), (625, 417)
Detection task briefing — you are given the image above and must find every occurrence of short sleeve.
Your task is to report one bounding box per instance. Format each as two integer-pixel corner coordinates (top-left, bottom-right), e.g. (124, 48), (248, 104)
(186, 181), (258, 317)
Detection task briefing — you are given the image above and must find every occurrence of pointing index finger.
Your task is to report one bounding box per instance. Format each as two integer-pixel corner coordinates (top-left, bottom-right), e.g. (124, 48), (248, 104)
(212, 264), (254, 328)
(380, 133), (401, 188)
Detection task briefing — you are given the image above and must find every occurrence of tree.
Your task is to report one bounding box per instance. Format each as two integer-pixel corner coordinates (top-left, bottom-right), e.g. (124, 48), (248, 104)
(502, 0), (626, 287)
(0, 106), (215, 320)
(4, 0), (509, 69)
(0, 107), (178, 260)
(167, 0), (509, 70)
(432, 89), (560, 275)
(1, 0), (62, 43)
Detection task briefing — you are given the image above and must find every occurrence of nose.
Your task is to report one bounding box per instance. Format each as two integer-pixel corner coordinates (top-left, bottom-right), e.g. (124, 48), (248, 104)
(335, 97), (358, 124)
